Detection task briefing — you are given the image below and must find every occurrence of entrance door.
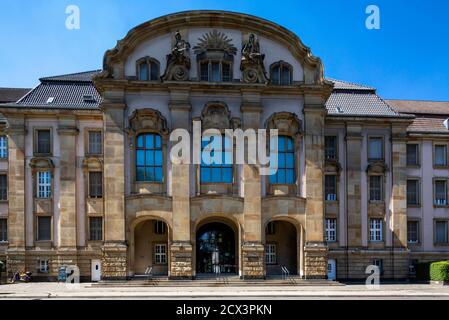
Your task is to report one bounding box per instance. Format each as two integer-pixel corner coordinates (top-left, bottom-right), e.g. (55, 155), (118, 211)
(91, 260), (101, 282)
(327, 259), (336, 281)
(196, 222), (236, 274)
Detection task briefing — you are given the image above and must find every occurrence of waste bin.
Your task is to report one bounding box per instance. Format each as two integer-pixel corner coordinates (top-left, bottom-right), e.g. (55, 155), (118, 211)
(58, 266), (67, 282)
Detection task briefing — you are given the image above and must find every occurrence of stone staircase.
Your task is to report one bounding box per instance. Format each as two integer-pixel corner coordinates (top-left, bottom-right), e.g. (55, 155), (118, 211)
(91, 274), (343, 287)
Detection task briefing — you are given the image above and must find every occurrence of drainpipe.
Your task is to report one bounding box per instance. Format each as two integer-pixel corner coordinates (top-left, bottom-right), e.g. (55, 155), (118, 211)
(345, 123), (349, 280)
(390, 125), (395, 280)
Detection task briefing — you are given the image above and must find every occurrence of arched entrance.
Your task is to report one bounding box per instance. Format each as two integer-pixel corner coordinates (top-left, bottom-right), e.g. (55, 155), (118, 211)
(134, 219), (169, 276)
(265, 220), (298, 275)
(196, 222), (237, 274)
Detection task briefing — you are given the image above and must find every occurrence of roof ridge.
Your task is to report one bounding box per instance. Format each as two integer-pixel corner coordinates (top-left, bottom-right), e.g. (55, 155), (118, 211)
(385, 98), (449, 103)
(39, 69), (102, 82)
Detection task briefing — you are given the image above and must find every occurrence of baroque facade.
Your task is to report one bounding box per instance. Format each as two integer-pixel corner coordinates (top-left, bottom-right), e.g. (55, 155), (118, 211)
(0, 11), (448, 281)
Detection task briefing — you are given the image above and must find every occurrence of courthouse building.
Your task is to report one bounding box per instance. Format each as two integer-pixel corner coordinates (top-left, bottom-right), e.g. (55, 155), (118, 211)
(0, 11), (448, 281)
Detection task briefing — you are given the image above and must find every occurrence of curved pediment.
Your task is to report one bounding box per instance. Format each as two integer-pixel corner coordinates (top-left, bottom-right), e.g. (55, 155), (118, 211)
(29, 157), (54, 170)
(95, 10), (326, 86)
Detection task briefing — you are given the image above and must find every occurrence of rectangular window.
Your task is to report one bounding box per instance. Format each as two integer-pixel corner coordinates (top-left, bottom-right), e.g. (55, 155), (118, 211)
(36, 129), (51, 154)
(37, 216), (51, 241)
(369, 176), (383, 201)
(200, 135), (233, 184)
(38, 259), (49, 273)
(325, 175), (337, 201)
(406, 144), (419, 166)
(200, 62), (209, 81)
(0, 219), (7, 242)
(407, 179), (420, 206)
(269, 136), (295, 185)
(0, 174), (7, 201)
(325, 219), (337, 242)
(154, 244), (167, 264)
(435, 221), (448, 244)
(435, 145), (448, 166)
(88, 131), (102, 155)
(155, 221), (166, 235)
(0, 136), (7, 158)
(407, 221), (419, 244)
(369, 219), (383, 242)
(89, 172), (103, 198)
(265, 244), (277, 264)
(37, 171), (51, 198)
(222, 63), (231, 82)
(368, 137), (383, 160)
(89, 217), (103, 241)
(325, 136), (338, 160)
(434, 180), (448, 206)
(211, 62), (220, 82)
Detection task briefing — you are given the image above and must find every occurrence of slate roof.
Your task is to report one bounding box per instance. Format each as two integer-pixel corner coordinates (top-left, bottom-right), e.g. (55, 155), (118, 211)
(325, 79), (401, 117)
(3, 70), (102, 110)
(386, 99), (449, 116)
(0, 88), (31, 103)
(386, 99), (449, 134)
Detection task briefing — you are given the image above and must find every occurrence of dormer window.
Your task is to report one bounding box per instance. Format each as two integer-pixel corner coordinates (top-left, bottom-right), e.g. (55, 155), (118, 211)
(136, 57), (160, 81)
(270, 61), (292, 85)
(193, 30), (237, 83)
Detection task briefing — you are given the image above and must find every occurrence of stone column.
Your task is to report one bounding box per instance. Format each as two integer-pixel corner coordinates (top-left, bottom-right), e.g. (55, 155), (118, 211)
(241, 90), (265, 279)
(102, 91), (127, 280)
(304, 95), (328, 279)
(169, 88), (193, 279)
(391, 124), (409, 279)
(5, 115), (26, 276)
(57, 116), (78, 266)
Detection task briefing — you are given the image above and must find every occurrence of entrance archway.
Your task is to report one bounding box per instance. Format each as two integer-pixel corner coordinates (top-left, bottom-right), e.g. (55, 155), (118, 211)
(196, 222), (237, 274)
(265, 220), (298, 275)
(134, 219), (169, 276)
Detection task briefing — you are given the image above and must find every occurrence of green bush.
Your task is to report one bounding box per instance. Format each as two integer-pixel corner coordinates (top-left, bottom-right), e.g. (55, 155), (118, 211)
(430, 261), (449, 282)
(415, 262), (431, 281)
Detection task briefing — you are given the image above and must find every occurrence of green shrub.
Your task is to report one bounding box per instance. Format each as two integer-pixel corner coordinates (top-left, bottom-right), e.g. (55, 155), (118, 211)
(430, 261), (449, 282)
(415, 262), (431, 281)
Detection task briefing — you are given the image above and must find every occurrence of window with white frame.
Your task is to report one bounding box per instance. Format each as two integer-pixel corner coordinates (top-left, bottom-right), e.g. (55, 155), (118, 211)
(0, 218), (7, 242)
(88, 131), (102, 155)
(434, 180), (448, 206)
(38, 259), (49, 273)
(154, 244), (167, 264)
(407, 179), (420, 206)
(368, 137), (383, 161)
(265, 244), (277, 264)
(325, 175), (337, 201)
(435, 220), (449, 244)
(155, 220), (166, 235)
(0, 136), (7, 158)
(369, 219), (383, 242)
(325, 219), (337, 242)
(369, 176), (383, 201)
(406, 144), (419, 166)
(37, 171), (51, 198)
(407, 220), (419, 244)
(435, 144), (448, 166)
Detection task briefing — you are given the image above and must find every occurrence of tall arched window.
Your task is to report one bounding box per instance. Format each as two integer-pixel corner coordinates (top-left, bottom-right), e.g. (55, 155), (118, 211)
(136, 133), (163, 182)
(270, 61), (292, 86)
(200, 135), (233, 183)
(137, 57), (160, 81)
(270, 136), (295, 184)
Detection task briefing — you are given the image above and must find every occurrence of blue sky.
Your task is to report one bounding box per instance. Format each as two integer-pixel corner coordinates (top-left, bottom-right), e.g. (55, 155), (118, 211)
(1, 0), (448, 101)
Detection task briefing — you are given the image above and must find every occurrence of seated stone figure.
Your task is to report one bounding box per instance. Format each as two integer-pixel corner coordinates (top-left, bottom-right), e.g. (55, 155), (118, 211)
(240, 33), (268, 84)
(162, 31), (191, 81)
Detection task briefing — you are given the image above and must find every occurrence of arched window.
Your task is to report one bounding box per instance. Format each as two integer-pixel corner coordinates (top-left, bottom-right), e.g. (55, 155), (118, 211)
(270, 61), (292, 86)
(200, 135), (233, 183)
(136, 133), (163, 182)
(137, 57), (160, 81)
(270, 136), (295, 184)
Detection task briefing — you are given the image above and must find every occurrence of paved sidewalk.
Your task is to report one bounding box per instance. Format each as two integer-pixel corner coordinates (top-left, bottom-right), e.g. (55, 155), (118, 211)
(1, 282), (449, 299)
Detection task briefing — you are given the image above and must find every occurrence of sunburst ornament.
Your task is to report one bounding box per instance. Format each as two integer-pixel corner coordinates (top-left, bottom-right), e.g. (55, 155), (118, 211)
(193, 30), (237, 56)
